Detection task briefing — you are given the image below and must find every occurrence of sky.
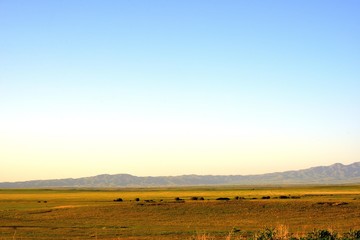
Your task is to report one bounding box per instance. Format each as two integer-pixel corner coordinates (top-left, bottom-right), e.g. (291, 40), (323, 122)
(0, 0), (359, 182)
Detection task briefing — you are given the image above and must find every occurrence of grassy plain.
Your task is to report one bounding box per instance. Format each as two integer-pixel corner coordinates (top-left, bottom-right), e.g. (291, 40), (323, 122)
(1, 185), (360, 239)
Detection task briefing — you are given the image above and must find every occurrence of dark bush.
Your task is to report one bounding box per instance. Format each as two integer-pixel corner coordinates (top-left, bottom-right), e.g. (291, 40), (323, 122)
(279, 195), (290, 199)
(135, 198), (140, 201)
(234, 196), (245, 200)
(235, 196), (244, 200)
(262, 196), (270, 199)
(175, 197), (183, 201)
(216, 197), (230, 201)
(114, 198), (123, 202)
(190, 196), (204, 200)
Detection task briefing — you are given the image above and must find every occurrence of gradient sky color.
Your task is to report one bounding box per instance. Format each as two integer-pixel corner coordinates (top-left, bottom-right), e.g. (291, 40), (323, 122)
(1, 1), (359, 182)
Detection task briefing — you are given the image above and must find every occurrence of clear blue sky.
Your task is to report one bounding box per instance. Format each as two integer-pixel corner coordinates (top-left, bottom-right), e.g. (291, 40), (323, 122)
(1, 0), (359, 181)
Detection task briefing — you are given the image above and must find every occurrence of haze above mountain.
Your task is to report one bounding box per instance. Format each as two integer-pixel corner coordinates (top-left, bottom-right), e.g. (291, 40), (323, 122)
(1, 162), (360, 188)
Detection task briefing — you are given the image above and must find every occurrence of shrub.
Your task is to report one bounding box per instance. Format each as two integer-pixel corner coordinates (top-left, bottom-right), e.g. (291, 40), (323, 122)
(135, 198), (140, 201)
(255, 227), (277, 240)
(190, 196), (205, 200)
(113, 198), (123, 202)
(305, 229), (337, 240)
(190, 227), (360, 240)
(216, 197), (230, 201)
(343, 229), (360, 239)
(262, 196), (271, 199)
(279, 195), (290, 199)
(254, 225), (291, 240)
(234, 196), (245, 200)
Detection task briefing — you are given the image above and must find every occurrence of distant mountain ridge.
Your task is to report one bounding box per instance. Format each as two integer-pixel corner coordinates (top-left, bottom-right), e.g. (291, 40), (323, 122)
(1, 162), (360, 188)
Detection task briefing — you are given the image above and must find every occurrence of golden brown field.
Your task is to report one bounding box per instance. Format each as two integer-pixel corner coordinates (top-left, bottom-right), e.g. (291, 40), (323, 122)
(1, 185), (360, 239)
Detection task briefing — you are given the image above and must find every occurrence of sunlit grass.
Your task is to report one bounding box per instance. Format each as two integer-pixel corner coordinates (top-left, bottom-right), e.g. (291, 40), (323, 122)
(1, 185), (360, 239)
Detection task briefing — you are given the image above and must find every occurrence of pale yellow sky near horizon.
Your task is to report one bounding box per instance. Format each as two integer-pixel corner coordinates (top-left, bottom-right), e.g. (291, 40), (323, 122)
(1, 111), (358, 182)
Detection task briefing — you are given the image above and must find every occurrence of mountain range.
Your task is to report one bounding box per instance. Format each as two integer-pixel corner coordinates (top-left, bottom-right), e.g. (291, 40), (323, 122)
(1, 162), (360, 188)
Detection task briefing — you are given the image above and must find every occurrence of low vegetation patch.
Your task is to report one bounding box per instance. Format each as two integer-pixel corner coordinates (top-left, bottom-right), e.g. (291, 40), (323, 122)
(192, 227), (360, 240)
(316, 202), (348, 206)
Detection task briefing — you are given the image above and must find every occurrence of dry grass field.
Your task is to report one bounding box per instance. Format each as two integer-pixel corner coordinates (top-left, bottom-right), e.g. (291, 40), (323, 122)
(1, 185), (360, 239)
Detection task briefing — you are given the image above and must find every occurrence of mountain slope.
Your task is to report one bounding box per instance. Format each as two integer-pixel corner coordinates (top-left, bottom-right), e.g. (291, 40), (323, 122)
(1, 162), (360, 188)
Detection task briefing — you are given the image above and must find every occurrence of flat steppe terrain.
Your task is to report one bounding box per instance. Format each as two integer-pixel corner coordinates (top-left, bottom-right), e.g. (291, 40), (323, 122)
(1, 185), (360, 239)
